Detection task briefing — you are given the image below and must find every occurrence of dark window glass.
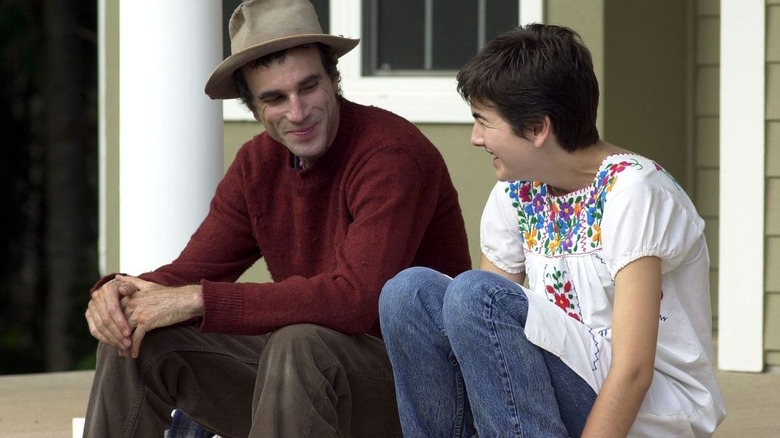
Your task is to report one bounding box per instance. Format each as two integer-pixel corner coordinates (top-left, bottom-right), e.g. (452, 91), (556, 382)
(363, 0), (519, 76)
(486, 0), (520, 42)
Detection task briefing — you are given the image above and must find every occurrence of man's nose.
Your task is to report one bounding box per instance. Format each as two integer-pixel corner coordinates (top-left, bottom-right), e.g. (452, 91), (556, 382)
(287, 95), (306, 122)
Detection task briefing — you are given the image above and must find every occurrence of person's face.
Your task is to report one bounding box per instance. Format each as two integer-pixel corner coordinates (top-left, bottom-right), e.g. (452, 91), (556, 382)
(469, 101), (536, 181)
(244, 45), (340, 167)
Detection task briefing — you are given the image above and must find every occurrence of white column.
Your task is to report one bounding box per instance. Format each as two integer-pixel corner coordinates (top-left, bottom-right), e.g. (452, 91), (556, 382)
(118, 0), (223, 274)
(718, 0), (765, 372)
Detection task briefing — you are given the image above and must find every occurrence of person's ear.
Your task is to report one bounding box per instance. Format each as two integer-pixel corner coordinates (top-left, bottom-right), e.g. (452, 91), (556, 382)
(250, 107), (262, 123)
(531, 116), (552, 147)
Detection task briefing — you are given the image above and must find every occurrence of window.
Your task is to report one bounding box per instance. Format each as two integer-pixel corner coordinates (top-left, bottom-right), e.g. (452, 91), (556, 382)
(223, 0), (543, 123)
(362, 0), (520, 75)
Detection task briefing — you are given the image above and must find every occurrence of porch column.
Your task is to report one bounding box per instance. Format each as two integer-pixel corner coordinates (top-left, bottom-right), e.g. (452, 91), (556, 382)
(719, 0), (765, 372)
(117, 0), (224, 274)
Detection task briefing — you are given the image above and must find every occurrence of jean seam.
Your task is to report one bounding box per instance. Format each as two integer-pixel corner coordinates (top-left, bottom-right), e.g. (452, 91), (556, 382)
(447, 351), (468, 438)
(121, 386), (146, 437)
(485, 283), (525, 438)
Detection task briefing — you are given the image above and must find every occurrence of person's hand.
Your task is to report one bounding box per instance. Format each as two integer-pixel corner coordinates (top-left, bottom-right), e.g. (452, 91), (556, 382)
(85, 276), (134, 356)
(116, 275), (204, 358)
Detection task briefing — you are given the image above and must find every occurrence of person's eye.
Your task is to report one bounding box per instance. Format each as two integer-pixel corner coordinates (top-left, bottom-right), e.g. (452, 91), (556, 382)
(260, 95), (283, 105)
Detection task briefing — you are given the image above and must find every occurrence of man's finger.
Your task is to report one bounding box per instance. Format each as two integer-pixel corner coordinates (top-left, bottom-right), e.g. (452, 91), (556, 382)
(89, 285), (133, 346)
(86, 309), (131, 353)
(96, 289), (133, 339)
(115, 274), (154, 291)
(131, 327), (147, 359)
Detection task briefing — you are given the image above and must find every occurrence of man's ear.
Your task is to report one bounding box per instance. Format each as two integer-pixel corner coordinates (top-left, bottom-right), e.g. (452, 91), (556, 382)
(250, 107), (262, 123)
(531, 116), (553, 147)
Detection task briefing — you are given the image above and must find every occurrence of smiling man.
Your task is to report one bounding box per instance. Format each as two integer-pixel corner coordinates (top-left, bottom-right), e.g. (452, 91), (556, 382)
(81, 0), (470, 436)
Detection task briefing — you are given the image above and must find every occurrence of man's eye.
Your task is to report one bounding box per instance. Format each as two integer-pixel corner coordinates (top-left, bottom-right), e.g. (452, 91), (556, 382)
(261, 95), (283, 104)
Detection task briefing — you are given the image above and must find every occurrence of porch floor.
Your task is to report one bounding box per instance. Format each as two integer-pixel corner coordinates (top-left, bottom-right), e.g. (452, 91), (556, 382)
(0, 366), (778, 437)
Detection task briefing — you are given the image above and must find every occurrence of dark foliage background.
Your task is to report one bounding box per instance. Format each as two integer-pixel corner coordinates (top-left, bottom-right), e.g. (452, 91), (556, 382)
(0, 0), (99, 374)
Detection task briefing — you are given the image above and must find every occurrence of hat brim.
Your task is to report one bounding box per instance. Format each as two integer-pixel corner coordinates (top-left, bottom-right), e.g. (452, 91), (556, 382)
(204, 34), (359, 100)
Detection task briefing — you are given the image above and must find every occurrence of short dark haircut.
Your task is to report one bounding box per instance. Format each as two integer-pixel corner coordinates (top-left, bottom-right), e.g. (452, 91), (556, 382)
(456, 24), (600, 152)
(234, 43), (342, 112)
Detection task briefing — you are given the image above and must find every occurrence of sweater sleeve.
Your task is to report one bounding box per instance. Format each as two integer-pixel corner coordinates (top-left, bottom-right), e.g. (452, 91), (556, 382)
(139, 144), (262, 287)
(198, 144), (455, 336)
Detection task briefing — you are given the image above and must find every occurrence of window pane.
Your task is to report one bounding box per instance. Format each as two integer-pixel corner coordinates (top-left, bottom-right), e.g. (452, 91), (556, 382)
(486, 0), (519, 42)
(364, 0), (519, 76)
(364, 0), (425, 73)
(432, 0), (478, 70)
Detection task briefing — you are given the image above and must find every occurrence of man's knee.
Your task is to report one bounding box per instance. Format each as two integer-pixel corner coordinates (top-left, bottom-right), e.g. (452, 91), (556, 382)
(262, 324), (340, 370)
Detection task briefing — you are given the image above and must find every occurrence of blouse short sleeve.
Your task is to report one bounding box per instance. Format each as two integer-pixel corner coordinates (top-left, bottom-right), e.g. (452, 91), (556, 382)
(600, 164), (706, 278)
(480, 181), (526, 274)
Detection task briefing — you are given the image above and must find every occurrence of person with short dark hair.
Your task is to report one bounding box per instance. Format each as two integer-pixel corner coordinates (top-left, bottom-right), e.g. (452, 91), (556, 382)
(82, 1), (471, 436)
(379, 24), (725, 437)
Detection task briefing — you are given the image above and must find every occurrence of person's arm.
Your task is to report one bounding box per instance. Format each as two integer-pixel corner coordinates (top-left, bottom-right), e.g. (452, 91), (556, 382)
(140, 146), (262, 288)
(581, 255), (661, 437)
(480, 253), (525, 285)
(133, 134), (466, 336)
(84, 142), (260, 352)
(115, 275), (204, 358)
(478, 181), (527, 284)
(191, 145), (461, 335)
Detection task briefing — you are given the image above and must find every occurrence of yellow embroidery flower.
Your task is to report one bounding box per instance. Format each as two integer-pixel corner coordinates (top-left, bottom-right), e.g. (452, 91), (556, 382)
(606, 177), (617, 192)
(548, 234), (561, 253)
(592, 223), (601, 243)
(524, 230), (537, 248)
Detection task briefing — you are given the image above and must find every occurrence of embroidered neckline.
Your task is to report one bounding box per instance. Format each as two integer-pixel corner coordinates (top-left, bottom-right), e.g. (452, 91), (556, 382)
(506, 154), (647, 256)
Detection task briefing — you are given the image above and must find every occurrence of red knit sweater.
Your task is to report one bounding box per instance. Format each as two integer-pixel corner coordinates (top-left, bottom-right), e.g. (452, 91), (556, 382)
(138, 99), (471, 337)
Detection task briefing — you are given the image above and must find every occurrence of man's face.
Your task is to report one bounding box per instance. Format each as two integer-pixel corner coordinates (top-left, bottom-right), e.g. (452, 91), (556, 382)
(243, 45), (340, 168)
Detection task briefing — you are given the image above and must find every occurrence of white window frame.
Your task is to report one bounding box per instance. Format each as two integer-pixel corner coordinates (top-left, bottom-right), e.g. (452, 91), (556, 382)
(223, 0), (543, 123)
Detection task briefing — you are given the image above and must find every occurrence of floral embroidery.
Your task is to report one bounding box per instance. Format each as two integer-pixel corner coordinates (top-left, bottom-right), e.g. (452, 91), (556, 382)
(544, 266), (582, 321)
(506, 156), (646, 256)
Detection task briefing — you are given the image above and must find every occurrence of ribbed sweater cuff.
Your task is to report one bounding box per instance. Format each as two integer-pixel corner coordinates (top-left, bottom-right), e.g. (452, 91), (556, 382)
(199, 279), (244, 333)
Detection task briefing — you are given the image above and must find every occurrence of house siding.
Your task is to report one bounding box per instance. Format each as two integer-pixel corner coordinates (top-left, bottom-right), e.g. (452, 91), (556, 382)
(694, 0), (721, 328)
(766, 0), (780, 367)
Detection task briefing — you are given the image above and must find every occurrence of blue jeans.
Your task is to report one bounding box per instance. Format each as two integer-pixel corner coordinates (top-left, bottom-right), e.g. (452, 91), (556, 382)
(166, 410), (216, 438)
(379, 267), (597, 437)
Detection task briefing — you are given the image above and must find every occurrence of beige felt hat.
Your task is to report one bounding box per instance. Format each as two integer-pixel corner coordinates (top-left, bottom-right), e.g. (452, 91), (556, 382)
(204, 0), (359, 99)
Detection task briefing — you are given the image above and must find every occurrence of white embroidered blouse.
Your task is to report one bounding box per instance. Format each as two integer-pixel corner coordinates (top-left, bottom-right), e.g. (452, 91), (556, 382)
(480, 154), (726, 437)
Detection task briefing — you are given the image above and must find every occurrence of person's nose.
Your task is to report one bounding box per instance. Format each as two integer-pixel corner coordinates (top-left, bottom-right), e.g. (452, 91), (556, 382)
(287, 94), (307, 123)
(470, 123), (484, 148)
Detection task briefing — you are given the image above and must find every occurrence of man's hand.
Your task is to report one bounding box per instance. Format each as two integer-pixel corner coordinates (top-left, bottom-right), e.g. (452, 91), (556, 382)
(115, 275), (204, 358)
(85, 277), (134, 356)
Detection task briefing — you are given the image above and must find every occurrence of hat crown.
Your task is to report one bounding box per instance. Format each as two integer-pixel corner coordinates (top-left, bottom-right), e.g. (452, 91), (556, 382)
(229, 0), (324, 55)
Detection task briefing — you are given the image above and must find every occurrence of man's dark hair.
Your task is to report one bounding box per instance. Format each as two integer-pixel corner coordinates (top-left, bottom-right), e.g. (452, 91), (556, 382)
(234, 43), (342, 112)
(456, 24), (600, 152)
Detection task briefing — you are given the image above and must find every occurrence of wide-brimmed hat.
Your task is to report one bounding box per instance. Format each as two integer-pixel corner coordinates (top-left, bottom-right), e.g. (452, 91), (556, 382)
(205, 0), (359, 99)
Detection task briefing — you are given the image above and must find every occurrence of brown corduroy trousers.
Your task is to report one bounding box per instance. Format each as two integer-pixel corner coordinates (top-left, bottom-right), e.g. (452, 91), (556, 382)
(82, 323), (402, 437)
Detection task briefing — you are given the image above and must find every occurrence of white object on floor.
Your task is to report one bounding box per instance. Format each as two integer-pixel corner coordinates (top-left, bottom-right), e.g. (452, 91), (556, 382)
(72, 417), (84, 438)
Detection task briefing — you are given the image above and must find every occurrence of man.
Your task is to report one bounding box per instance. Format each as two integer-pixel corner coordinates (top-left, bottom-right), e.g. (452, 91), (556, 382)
(83, 0), (471, 436)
